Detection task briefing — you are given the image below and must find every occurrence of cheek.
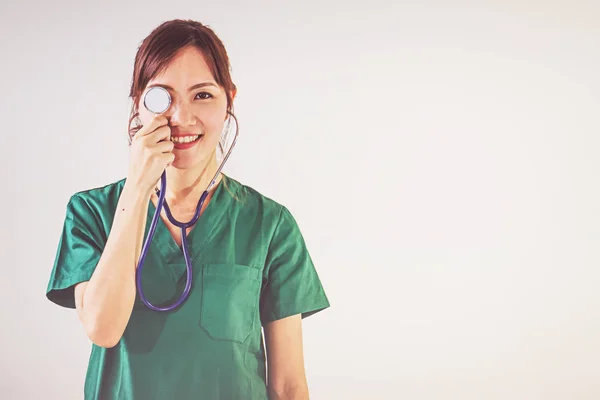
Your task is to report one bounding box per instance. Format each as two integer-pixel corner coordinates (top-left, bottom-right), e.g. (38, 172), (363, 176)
(205, 115), (226, 135)
(195, 103), (228, 134)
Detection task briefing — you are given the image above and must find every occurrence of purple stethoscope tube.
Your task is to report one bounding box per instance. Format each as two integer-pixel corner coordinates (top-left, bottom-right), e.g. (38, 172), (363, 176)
(136, 172), (209, 311)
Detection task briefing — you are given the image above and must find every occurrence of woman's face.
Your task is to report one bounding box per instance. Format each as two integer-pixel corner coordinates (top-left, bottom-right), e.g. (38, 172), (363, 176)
(137, 46), (230, 170)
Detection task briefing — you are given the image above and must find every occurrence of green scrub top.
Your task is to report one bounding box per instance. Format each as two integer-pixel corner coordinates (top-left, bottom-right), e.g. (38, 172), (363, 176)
(46, 174), (330, 400)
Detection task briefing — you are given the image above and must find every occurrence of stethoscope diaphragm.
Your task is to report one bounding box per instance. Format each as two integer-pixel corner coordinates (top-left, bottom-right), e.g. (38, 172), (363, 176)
(143, 86), (171, 114)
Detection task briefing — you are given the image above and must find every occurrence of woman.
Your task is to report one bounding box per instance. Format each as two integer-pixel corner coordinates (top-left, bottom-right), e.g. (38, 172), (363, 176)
(46, 19), (330, 400)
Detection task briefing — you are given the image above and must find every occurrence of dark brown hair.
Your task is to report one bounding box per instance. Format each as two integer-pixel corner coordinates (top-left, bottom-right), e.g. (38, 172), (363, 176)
(127, 19), (236, 141)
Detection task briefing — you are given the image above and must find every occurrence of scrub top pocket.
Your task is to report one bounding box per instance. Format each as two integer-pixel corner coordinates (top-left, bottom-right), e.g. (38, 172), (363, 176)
(199, 263), (261, 343)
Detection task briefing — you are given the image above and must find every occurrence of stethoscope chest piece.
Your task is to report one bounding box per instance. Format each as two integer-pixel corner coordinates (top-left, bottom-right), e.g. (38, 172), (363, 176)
(143, 86), (171, 114)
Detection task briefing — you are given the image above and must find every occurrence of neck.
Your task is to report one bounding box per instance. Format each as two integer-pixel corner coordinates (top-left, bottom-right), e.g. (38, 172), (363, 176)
(160, 153), (222, 206)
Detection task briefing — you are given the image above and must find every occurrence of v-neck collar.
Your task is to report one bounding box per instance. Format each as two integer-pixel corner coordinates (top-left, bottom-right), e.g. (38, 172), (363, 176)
(144, 174), (233, 267)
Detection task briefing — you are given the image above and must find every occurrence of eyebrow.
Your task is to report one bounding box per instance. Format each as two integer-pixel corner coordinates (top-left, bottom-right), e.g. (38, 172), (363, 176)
(147, 82), (218, 91)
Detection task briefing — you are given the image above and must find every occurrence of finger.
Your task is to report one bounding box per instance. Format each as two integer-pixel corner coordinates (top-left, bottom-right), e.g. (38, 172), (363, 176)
(155, 139), (174, 153)
(145, 125), (172, 144)
(137, 114), (169, 137)
(163, 152), (176, 166)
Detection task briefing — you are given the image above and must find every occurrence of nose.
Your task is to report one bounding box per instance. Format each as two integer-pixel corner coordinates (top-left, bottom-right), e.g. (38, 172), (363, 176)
(168, 101), (197, 127)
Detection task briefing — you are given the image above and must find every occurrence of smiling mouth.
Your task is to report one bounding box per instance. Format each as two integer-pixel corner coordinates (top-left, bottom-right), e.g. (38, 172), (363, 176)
(171, 134), (203, 144)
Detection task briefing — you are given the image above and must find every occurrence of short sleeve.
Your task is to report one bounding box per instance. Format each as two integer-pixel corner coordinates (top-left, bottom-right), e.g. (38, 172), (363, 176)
(259, 205), (330, 325)
(46, 194), (105, 309)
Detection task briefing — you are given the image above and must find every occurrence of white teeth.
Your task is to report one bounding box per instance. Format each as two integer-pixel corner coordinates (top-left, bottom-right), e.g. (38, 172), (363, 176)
(172, 135), (200, 144)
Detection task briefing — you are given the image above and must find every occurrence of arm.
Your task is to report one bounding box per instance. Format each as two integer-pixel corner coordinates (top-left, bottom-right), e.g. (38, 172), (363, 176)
(74, 182), (152, 348)
(264, 314), (310, 400)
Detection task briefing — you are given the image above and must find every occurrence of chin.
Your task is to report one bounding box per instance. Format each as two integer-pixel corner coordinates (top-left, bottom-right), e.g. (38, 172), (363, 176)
(170, 157), (196, 170)
(170, 150), (214, 171)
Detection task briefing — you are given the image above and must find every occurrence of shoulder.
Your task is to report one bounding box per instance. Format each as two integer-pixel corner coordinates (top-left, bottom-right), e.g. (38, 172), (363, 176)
(65, 178), (127, 220)
(222, 175), (290, 221)
(221, 175), (307, 242)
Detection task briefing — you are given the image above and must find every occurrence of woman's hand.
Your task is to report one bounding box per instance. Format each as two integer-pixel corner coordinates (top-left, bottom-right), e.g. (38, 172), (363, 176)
(127, 115), (175, 194)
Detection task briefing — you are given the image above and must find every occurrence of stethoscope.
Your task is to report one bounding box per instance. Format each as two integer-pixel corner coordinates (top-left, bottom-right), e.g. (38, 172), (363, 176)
(135, 86), (239, 312)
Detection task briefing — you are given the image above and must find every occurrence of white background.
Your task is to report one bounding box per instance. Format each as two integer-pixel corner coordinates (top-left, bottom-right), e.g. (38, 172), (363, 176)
(2, 0), (599, 399)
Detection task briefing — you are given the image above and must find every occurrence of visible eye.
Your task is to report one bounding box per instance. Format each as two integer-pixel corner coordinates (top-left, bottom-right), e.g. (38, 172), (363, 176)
(195, 92), (214, 100)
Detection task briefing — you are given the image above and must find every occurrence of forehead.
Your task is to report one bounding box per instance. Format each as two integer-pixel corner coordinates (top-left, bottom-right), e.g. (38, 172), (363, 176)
(148, 46), (216, 87)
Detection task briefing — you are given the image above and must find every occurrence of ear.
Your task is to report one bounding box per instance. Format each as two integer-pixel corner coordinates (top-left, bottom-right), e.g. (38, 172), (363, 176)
(226, 88), (237, 119)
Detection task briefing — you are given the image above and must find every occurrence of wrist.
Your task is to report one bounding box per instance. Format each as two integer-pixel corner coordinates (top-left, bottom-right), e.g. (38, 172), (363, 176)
(122, 179), (153, 204)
